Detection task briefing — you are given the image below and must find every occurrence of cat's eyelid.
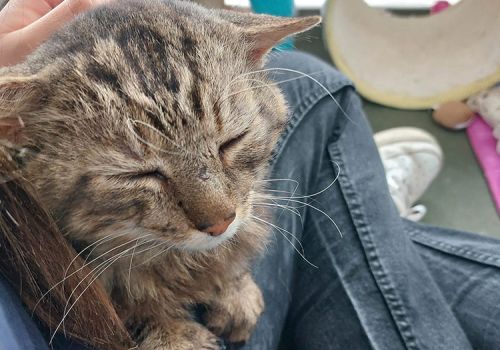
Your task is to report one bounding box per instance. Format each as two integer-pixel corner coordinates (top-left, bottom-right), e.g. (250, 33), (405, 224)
(114, 169), (169, 182)
(219, 131), (249, 154)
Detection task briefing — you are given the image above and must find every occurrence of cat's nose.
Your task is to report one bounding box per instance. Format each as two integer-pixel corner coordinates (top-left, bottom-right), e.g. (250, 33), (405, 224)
(197, 213), (236, 237)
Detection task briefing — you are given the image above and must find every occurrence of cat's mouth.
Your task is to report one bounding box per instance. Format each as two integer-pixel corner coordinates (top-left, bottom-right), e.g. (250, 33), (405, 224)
(180, 216), (241, 252)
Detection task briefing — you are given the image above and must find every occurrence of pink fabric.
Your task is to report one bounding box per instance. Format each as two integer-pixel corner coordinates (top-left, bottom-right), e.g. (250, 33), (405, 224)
(467, 115), (500, 215)
(430, 1), (451, 15)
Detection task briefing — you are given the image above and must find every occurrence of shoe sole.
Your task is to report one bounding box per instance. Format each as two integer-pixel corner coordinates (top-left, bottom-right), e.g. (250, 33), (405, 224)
(374, 127), (442, 153)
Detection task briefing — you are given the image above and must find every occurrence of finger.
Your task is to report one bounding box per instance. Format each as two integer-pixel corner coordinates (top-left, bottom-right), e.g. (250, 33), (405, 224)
(0, 0), (65, 30)
(9, 0), (65, 9)
(0, 0), (110, 66)
(29, 0), (111, 34)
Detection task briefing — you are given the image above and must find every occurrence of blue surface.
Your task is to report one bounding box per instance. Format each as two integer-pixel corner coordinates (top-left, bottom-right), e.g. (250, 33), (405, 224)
(0, 278), (47, 350)
(250, 0), (295, 50)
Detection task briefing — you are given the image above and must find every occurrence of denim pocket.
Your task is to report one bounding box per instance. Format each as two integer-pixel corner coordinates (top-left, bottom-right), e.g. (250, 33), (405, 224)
(405, 220), (500, 269)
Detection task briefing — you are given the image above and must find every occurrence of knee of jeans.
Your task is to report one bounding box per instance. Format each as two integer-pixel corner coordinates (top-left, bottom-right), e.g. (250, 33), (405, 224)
(265, 51), (353, 112)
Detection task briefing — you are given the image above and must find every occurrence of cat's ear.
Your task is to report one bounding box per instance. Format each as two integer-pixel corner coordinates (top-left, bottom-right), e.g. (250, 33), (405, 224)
(219, 11), (321, 63)
(0, 75), (45, 144)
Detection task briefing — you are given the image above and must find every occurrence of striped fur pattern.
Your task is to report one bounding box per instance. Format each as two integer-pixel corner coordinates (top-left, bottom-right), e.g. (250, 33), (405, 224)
(0, 1), (319, 348)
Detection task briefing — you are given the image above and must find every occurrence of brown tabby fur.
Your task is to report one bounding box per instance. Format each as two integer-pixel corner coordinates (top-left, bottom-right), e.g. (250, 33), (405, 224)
(0, 0), (319, 348)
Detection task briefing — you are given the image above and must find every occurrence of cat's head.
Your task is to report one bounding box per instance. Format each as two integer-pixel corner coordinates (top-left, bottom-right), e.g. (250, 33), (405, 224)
(0, 0), (319, 254)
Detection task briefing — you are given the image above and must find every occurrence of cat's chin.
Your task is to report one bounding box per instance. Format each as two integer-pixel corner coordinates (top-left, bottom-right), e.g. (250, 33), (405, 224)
(179, 217), (241, 252)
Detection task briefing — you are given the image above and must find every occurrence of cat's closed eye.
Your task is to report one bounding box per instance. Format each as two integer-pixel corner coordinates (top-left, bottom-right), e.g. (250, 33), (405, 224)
(117, 170), (169, 183)
(219, 132), (248, 158)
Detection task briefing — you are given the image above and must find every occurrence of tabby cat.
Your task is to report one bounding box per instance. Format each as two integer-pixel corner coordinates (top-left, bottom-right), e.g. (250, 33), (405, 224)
(0, 0), (319, 348)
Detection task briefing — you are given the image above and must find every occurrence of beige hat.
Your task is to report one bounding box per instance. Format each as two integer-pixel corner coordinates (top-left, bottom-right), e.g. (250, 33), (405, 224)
(323, 0), (500, 109)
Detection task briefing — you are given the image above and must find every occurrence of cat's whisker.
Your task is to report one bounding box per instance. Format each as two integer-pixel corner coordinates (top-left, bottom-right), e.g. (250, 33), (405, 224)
(78, 235), (157, 274)
(51, 247), (134, 344)
(259, 188), (295, 193)
(218, 239), (234, 254)
(127, 237), (142, 297)
(257, 162), (341, 201)
(224, 73), (323, 101)
(4, 209), (19, 226)
(255, 178), (300, 185)
(130, 119), (185, 150)
(277, 177), (301, 223)
(132, 241), (175, 269)
(33, 234), (155, 315)
(56, 253), (126, 338)
(237, 68), (356, 125)
(258, 191), (326, 212)
(259, 197), (343, 239)
(119, 238), (166, 260)
(62, 236), (153, 305)
(125, 118), (185, 157)
(55, 235), (159, 338)
(219, 72), (321, 110)
(60, 231), (132, 300)
(251, 215), (317, 269)
(255, 201), (302, 217)
(63, 231), (131, 284)
(271, 201), (302, 218)
(253, 202), (302, 221)
(222, 80), (281, 106)
(80, 231), (135, 266)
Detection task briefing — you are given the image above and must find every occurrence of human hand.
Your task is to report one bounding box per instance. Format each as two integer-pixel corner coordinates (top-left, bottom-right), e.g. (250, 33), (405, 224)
(0, 0), (109, 67)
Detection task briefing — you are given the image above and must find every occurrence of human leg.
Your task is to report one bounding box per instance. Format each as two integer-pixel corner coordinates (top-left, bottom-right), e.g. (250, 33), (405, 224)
(245, 51), (500, 350)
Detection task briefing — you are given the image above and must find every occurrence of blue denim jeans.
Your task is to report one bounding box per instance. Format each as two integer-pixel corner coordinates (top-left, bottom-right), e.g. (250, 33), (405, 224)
(244, 52), (500, 350)
(1, 51), (500, 350)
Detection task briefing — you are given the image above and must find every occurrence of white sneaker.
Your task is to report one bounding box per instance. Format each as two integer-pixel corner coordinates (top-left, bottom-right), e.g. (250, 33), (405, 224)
(374, 127), (443, 221)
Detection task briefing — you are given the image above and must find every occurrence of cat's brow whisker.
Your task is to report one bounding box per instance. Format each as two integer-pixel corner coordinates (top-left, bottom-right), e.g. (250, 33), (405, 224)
(125, 118), (185, 157)
(130, 119), (185, 150)
(238, 68), (356, 125)
(225, 72), (324, 101)
(251, 215), (317, 269)
(222, 81), (280, 105)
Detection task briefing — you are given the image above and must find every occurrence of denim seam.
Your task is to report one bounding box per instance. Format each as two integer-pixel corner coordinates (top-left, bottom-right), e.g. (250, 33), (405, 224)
(407, 229), (500, 269)
(270, 80), (352, 166)
(329, 145), (420, 350)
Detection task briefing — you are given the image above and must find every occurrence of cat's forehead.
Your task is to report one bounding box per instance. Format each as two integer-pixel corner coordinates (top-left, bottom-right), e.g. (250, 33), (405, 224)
(50, 0), (252, 138)
(85, 0), (243, 69)
(41, 0), (246, 87)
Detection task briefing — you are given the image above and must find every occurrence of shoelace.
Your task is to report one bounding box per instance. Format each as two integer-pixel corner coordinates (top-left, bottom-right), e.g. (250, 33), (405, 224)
(385, 157), (427, 222)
